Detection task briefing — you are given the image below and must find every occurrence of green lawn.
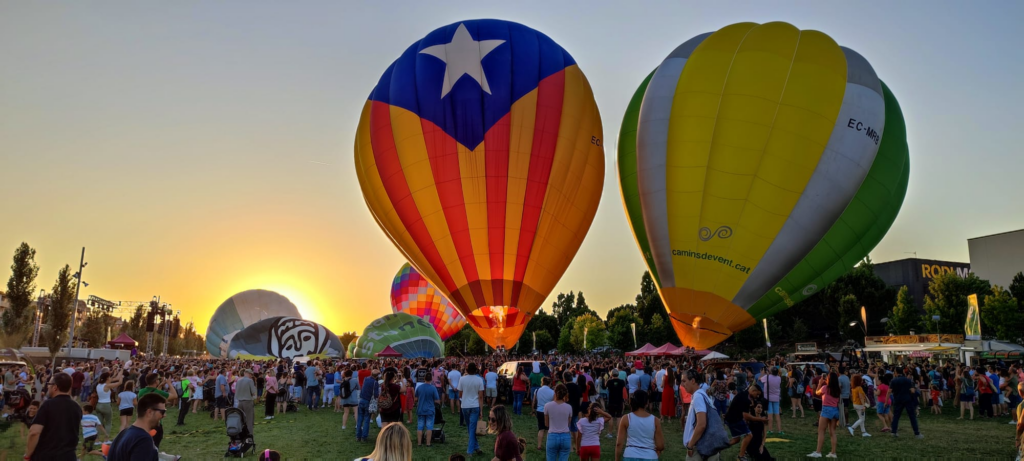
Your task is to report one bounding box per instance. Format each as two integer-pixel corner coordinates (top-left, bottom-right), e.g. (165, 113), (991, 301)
(1, 399), (1020, 459)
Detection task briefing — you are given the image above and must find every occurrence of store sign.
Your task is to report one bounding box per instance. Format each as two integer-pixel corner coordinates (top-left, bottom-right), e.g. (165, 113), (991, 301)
(909, 351), (933, 358)
(920, 264), (970, 279)
(864, 334), (964, 345)
(796, 342), (817, 352)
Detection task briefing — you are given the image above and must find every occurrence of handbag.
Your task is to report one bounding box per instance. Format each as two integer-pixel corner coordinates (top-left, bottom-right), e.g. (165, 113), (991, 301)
(694, 393), (731, 458)
(377, 383), (394, 412)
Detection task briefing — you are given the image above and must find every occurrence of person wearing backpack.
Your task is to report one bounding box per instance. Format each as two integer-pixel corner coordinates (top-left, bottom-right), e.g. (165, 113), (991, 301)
(356, 369), (380, 443)
(175, 369), (196, 426)
(340, 369), (360, 430)
(681, 368), (729, 461)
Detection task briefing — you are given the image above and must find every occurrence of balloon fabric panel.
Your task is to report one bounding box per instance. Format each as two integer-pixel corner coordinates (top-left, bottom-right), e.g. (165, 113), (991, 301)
(391, 263), (467, 340)
(355, 20), (604, 348)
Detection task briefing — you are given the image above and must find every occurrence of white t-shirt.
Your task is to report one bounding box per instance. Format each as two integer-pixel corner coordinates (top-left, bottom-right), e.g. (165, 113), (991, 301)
(96, 383), (112, 404)
(447, 370), (462, 392)
(577, 416), (605, 447)
(118, 391), (137, 410)
(655, 369), (667, 392)
(626, 373), (639, 393)
(63, 367), (75, 375)
(683, 388), (710, 446)
(457, 374), (484, 409)
(485, 371), (498, 389)
(535, 386), (555, 412)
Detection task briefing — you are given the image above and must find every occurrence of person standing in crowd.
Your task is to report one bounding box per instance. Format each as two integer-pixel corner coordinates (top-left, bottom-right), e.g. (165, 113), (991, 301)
(264, 369), (278, 420)
(788, 365), (806, 419)
(760, 366), (784, 435)
(379, 369), (404, 425)
(889, 368), (922, 439)
(563, 371), (583, 453)
(605, 369), (625, 439)
(530, 363), (545, 406)
(680, 370), (710, 461)
(107, 393), (166, 461)
(305, 362), (321, 411)
(24, 372), (82, 461)
(414, 371), (440, 447)
(458, 363), (485, 456)
(176, 369), (196, 426)
(489, 405), (524, 461)
(215, 367), (229, 421)
(1014, 381), (1024, 459)
(511, 366), (529, 416)
(340, 369), (360, 429)
(838, 368), (852, 427)
(848, 374), (871, 437)
(355, 422), (412, 461)
(448, 364), (463, 424)
(323, 365), (336, 411)
(576, 402), (611, 461)
(545, 383), (573, 461)
(116, 381), (138, 434)
(808, 370), (841, 458)
(976, 366), (997, 418)
(94, 369), (122, 437)
(356, 369), (380, 443)
(485, 367), (500, 409)
(958, 367), (975, 420)
(661, 367), (677, 422)
(71, 367), (85, 402)
(534, 377), (554, 452)
(235, 369), (257, 436)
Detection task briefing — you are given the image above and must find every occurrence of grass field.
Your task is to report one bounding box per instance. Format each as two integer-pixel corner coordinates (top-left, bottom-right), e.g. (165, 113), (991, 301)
(1, 399), (1020, 460)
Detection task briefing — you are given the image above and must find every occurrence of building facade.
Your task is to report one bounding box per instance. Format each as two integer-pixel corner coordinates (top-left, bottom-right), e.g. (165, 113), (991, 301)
(872, 258), (971, 309)
(968, 229), (1024, 289)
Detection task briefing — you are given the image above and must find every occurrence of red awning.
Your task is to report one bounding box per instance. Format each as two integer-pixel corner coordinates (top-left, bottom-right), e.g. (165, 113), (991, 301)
(649, 344), (681, 356)
(625, 343), (657, 356)
(375, 345), (403, 358)
(107, 332), (137, 348)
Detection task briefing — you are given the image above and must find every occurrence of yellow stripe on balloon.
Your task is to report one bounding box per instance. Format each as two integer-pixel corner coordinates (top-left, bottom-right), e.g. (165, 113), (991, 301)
(502, 88), (538, 307)
(388, 106), (469, 291)
(458, 140), (492, 290)
(353, 102), (444, 290)
(521, 65), (604, 312)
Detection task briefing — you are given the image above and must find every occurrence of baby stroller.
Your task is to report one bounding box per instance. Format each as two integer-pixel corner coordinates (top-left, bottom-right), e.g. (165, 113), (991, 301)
(0, 389), (32, 433)
(419, 403), (446, 444)
(224, 407), (256, 457)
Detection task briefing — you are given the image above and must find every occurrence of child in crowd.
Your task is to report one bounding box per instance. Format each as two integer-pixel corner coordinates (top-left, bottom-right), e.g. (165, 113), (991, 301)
(19, 400), (39, 441)
(81, 404), (109, 459)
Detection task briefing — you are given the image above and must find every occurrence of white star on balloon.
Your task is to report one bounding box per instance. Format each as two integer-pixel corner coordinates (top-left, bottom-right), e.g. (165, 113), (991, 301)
(420, 23), (505, 98)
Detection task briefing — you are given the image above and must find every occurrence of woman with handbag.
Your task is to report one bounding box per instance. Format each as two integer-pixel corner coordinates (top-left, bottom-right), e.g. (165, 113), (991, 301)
(679, 368), (729, 461)
(959, 368), (976, 420)
(379, 370), (404, 424)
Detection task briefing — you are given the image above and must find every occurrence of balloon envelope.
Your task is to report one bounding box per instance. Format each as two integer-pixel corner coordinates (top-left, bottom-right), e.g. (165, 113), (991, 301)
(353, 312), (445, 359)
(205, 290), (302, 357)
(618, 22), (909, 348)
(355, 19), (604, 348)
(391, 263), (466, 340)
(226, 316), (344, 359)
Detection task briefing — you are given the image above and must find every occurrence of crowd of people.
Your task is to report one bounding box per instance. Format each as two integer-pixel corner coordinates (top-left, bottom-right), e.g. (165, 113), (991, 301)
(1, 351), (1022, 460)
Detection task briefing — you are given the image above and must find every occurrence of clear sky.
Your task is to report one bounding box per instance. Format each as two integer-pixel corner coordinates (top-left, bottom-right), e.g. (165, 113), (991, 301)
(2, 1), (1022, 337)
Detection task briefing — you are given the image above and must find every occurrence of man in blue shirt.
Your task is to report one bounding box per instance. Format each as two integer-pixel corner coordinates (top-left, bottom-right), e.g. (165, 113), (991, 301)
(356, 369), (380, 443)
(305, 364), (321, 410)
(215, 368), (228, 421)
(637, 367), (652, 409)
(414, 379), (440, 446)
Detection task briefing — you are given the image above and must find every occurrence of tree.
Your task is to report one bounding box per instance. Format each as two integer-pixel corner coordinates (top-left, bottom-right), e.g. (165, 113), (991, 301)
(789, 318), (809, 342)
(45, 265), (76, 362)
(79, 310), (108, 348)
(557, 319), (576, 353)
(339, 331), (358, 349)
(569, 314), (607, 352)
(2, 242), (40, 347)
(981, 286), (1024, 345)
(922, 272), (991, 335)
(606, 308), (643, 351)
(524, 309), (560, 349)
(838, 294), (862, 343)
(532, 330), (556, 353)
(1009, 272), (1024, 308)
(646, 313), (676, 347)
(632, 272), (677, 345)
(886, 286), (920, 335)
(125, 304), (146, 344)
(551, 292), (577, 329)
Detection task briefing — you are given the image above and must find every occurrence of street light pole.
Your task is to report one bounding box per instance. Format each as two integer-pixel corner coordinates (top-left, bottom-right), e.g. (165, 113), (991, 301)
(33, 289), (46, 347)
(67, 247), (86, 352)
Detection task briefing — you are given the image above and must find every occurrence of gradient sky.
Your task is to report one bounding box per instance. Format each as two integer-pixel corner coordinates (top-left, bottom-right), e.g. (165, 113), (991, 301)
(2, 1), (1022, 337)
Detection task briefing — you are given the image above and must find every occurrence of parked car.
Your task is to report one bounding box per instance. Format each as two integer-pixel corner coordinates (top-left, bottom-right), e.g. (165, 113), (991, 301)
(788, 362), (830, 375)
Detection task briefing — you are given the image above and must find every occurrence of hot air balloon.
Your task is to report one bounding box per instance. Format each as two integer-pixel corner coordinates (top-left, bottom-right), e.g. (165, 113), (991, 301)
(618, 22), (909, 349)
(355, 20), (604, 348)
(391, 263), (467, 340)
(346, 338), (358, 359)
(225, 316), (344, 359)
(206, 290), (302, 357)
(352, 312), (445, 359)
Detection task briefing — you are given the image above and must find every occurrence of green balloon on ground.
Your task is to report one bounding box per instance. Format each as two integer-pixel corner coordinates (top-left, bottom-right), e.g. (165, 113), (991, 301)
(353, 312), (445, 359)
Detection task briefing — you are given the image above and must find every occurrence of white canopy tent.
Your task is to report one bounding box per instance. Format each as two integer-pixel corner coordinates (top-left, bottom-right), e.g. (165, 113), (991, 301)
(700, 351), (729, 361)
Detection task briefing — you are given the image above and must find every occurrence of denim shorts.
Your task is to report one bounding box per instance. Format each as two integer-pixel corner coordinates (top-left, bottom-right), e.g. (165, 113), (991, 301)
(416, 414), (435, 431)
(569, 414), (579, 433)
(767, 401), (780, 415)
(728, 419), (750, 437)
(447, 389), (457, 401)
(821, 405), (840, 420)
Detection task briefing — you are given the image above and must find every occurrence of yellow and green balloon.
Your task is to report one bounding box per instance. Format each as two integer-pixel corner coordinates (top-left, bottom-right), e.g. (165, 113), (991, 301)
(618, 22), (909, 348)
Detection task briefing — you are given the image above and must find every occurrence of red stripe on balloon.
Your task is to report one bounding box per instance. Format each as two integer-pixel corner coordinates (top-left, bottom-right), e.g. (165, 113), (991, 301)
(419, 119), (486, 308)
(485, 113), (511, 305)
(369, 102), (460, 301)
(510, 69), (565, 307)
